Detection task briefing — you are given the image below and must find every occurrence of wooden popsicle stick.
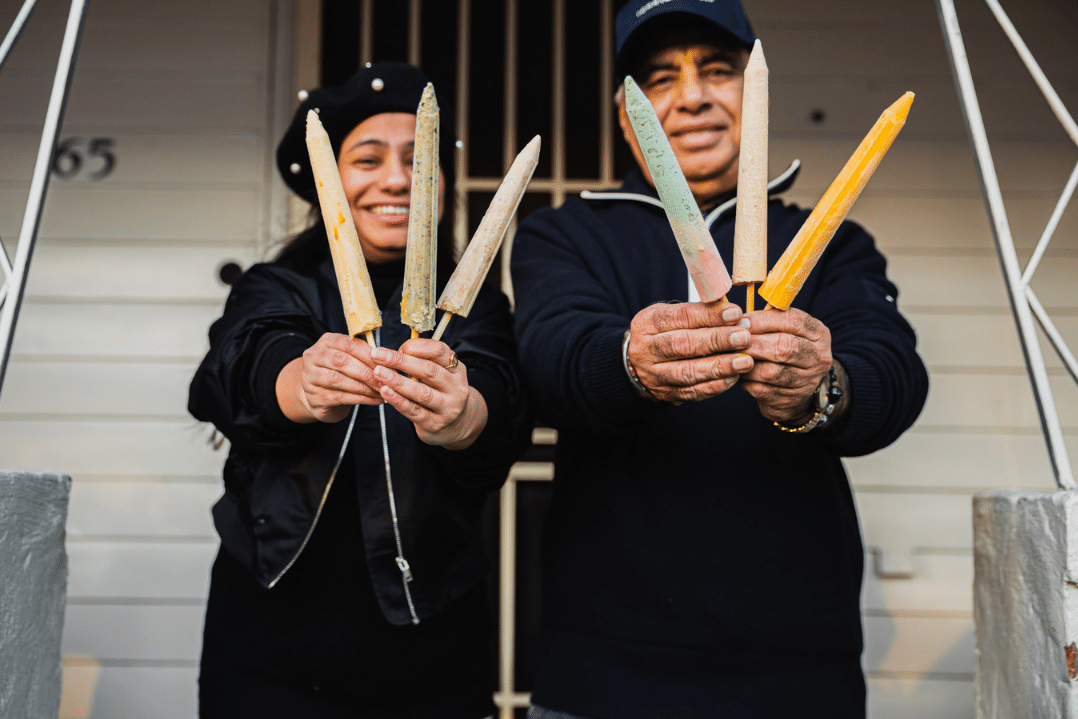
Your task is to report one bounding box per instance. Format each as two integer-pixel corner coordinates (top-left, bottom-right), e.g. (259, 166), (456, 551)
(431, 312), (454, 342)
(364, 331), (377, 348)
(746, 285), (756, 313)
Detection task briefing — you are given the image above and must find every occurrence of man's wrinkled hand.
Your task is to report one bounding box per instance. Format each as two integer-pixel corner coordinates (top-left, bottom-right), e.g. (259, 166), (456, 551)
(627, 299), (755, 403)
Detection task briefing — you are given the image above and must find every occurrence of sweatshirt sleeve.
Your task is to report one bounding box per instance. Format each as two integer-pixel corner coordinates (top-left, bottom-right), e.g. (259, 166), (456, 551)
(796, 218), (929, 456)
(510, 203), (668, 435)
(423, 282), (533, 491)
(187, 263), (327, 450)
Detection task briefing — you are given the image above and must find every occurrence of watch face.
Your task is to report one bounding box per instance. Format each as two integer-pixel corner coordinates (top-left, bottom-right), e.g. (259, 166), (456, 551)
(816, 374), (831, 412)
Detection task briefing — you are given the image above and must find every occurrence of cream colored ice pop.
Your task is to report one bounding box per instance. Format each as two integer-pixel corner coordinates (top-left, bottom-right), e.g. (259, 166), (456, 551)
(401, 83), (439, 339)
(759, 91), (914, 311)
(623, 76), (733, 303)
(306, 109), (381, 346)
(732, 39), (768, 313)
(432, 135), (541, 341)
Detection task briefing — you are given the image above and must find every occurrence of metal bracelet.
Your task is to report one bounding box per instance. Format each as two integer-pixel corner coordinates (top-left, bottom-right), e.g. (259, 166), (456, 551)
(622, 329), (658, 401)
(773, 366), (842, 434)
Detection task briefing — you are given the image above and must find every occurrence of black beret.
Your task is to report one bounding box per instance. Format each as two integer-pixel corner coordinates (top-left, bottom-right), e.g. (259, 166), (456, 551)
(276, 61), (456, 203)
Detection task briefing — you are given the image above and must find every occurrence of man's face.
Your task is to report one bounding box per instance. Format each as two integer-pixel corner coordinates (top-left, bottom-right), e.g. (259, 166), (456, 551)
(618, 42), (748, 206)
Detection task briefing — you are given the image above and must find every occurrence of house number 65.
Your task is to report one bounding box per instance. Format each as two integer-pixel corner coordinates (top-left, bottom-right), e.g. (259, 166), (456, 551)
(52, 137), (116, 180)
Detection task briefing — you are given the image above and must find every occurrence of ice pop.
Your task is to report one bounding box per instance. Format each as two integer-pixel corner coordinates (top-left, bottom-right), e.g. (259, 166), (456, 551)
(401, 83), (439, 339)
(432, 135), (541, 341)
(306, 109), (381, 346)
(623, 76), (733, 303)
(758, 91), (914, 311)
(732, 40), (769, 313)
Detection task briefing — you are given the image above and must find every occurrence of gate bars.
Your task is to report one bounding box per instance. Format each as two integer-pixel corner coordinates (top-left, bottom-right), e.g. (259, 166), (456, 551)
(935, 0), (1078, 489)
(0, 0), (90, 400)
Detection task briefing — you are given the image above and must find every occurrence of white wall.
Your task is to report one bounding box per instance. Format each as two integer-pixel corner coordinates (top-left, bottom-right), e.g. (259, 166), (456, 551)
(0, 1), (289, 716)
(745, 0), (1077, 715)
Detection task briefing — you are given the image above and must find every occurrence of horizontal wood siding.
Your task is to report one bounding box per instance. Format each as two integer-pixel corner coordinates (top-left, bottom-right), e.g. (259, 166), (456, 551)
(743, 0), (1077, 715)
(0, 0), (280, 716)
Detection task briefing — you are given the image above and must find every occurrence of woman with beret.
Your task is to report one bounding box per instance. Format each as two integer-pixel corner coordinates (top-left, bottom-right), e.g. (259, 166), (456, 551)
(189, 61), (530, 719)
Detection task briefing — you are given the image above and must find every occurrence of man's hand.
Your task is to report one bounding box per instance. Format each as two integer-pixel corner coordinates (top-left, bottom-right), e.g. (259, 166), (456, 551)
(627, 299), (755, 403)
(740, 308), (836, 425)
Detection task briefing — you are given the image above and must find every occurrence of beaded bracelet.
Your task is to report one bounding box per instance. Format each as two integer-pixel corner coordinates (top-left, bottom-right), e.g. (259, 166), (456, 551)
(774, 366), (843, 434)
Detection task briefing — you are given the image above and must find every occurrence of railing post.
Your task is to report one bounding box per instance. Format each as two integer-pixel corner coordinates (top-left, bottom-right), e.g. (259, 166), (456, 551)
(0, 0), (91, 400)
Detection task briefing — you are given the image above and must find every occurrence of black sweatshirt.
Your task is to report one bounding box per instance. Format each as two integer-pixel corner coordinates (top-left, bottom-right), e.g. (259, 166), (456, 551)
(510, 167), (929, 719)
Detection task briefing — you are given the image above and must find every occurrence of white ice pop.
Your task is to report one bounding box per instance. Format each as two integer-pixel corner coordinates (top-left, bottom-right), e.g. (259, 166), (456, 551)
(306, 110), (381, 345)
(432, 135), (541, 341)
(401, 83), (439, 337)
(732, 40), (769, 312)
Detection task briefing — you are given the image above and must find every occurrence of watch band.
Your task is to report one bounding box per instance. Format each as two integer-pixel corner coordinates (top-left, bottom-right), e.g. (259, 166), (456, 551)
(773, 366), (842, 434)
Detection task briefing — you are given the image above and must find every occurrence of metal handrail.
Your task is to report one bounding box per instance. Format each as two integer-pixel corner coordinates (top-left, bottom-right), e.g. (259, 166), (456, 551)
(0, 0), (38, 73)
(0, 0), (90, 400)
(934, 0), (1076, 489)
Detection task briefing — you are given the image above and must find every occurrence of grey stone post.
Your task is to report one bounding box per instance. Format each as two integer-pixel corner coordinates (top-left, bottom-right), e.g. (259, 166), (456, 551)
(974, 489), (1078, 718)
(0, 472), (71, 719)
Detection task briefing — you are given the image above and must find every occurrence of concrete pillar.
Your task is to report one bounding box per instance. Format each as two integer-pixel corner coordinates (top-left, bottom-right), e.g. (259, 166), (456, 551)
(0, 472), (71, 719)
(973, 489), (1078, 719)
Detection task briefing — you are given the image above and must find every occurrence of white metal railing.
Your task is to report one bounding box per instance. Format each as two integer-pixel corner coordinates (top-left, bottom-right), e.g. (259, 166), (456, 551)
(935, 0), (1078, 489)
(0, 0), (91, 400)
(496, 428), (556, 718)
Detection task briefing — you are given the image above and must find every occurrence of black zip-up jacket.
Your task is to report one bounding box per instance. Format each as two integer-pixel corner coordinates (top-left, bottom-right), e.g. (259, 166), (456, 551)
(189, 251), (530, 627)
(510, 164), (928, 718)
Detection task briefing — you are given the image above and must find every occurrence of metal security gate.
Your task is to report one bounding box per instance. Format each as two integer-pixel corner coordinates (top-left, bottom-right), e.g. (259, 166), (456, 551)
(315, 1), (623, 715)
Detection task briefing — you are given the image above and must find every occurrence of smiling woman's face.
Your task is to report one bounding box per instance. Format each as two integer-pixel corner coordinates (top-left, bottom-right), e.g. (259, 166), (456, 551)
(336, 112), (445, 263)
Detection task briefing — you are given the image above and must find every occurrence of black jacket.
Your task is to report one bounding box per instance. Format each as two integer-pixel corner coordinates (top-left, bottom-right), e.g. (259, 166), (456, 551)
(510, 165), (929, 718)
(189, 251), (530, 626)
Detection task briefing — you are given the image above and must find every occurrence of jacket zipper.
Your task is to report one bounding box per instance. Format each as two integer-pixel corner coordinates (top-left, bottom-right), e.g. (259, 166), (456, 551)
(372, 325), (420, 624)
(379, 402), (420, 625)
(267, 328), (421, 625)
(267, 405), (358, 589)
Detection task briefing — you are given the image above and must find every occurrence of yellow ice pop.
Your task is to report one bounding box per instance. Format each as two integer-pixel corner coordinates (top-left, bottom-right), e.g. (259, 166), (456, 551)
(306, 109), (381, 345)
(759, 91), (914, 311)
(732, 39), (769, 313)
(623, 76), (733, 303)
(432, 135), (541, 341)
(401, 83), (439, 338)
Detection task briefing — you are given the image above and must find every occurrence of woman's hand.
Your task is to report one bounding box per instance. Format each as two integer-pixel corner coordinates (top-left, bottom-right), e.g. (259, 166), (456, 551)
(370, 339), (488, 450)
(276, 332), (384, 424)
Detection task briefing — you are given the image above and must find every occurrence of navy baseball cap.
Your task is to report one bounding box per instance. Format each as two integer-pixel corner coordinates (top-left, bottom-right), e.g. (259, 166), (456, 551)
(615, 0), (756, 80)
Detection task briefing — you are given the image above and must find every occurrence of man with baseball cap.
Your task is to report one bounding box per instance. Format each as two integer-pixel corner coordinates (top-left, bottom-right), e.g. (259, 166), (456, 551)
(510, 1), (928, 717)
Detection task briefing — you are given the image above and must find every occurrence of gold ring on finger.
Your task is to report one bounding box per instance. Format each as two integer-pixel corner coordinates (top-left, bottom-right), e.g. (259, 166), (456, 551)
(444, 352), (459, 370)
